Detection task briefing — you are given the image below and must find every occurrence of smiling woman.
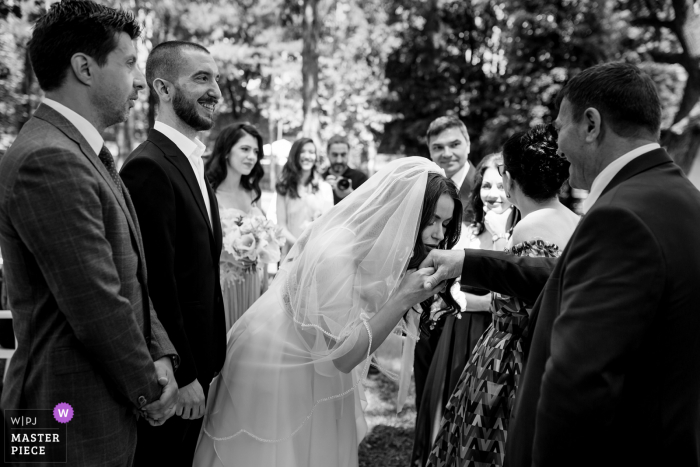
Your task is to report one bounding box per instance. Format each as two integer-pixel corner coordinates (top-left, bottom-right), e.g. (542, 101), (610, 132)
(205, 123), (268, 330)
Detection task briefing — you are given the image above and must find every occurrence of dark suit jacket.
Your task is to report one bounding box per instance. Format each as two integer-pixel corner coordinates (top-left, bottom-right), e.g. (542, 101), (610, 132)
(458, 162), (476, 224)
(0, 105), (176, 466)
(460, 149), (700, 467)
(121, 129), (226, 390)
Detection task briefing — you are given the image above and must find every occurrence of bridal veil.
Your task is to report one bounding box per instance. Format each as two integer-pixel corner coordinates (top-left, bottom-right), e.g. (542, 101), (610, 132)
(195, 157), (444, 466)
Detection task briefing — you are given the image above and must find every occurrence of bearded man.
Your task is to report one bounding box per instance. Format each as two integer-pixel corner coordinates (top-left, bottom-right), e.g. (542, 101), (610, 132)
(120, 41), (226, 466)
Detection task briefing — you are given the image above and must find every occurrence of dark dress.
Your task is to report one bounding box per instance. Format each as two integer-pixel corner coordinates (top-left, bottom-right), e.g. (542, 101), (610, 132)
(426, 240), (561, 467)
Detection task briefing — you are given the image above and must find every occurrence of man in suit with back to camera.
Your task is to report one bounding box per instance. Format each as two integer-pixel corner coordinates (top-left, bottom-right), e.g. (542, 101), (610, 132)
(0, 1), (179, 465)
(120, 41), (226, 466)
(323, 135), (369, 204)
(420, 62), (700, 467)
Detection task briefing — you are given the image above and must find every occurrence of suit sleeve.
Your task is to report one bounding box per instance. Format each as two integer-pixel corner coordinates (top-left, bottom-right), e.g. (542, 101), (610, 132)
(532, 206), (664, 465)
(460, 249), (556, 302)
(121, 156), (198, 387)
(8, 148), (161, 408)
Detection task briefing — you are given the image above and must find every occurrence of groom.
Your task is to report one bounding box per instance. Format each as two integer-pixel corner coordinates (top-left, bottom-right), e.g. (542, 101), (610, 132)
(121, 41), (226, 466)
(420, 62), (700, 467)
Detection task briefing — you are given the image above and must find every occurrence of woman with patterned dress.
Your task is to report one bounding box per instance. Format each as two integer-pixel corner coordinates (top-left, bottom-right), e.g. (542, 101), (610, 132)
(426, 125), (580, 467)
(275, 138), (333, 259)
(205, 123), (270, 331)
(411, 153), (515, 466)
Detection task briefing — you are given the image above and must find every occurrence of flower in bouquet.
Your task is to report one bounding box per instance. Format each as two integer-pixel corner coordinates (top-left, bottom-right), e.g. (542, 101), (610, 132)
(221, 215), (285, 283)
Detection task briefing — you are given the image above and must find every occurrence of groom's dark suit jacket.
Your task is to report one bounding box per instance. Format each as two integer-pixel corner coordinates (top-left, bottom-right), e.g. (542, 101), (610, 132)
(120, 129), (226, 464)
(460, 149), (700, 467)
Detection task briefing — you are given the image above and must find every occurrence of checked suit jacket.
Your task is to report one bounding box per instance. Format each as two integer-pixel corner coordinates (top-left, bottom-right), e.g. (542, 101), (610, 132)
(0, 104), (177, 466)
(459, 148), (700, 467)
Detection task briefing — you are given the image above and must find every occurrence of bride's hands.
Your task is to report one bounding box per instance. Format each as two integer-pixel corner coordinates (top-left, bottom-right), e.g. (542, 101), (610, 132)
(396, 268), (446, 310)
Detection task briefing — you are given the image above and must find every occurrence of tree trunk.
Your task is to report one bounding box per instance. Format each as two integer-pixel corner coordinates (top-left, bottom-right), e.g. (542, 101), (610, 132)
(301, 0), (321, 145)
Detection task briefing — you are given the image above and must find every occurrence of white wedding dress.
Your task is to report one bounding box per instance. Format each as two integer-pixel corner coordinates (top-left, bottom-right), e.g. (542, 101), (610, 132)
(193, 158), (443, 467)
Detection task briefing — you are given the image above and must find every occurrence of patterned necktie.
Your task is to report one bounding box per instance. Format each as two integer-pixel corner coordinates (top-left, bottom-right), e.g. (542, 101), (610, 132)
(98, 145), (123, 191)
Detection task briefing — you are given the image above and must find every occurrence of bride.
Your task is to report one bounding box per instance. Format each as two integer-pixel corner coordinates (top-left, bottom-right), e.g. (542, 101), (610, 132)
(194, 157), (463, 466)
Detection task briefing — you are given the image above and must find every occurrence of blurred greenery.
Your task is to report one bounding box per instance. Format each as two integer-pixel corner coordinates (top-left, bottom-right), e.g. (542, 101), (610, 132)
(1, 0), (699, 170)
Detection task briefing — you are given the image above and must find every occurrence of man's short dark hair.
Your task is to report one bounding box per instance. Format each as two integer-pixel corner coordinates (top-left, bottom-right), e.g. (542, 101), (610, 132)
(326, 134), (349, 152)
(556, 62), (662, 139)
(28, 0), (141, 92)
(426, 116), (470, 145)
(146, 41), (211, 105)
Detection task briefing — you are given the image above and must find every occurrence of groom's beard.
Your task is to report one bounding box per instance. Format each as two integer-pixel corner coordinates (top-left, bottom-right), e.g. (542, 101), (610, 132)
(173, 86), (216, 132)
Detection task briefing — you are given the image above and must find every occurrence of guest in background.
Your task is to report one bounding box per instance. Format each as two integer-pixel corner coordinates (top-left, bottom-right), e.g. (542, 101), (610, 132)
(410, 152), (512, 465)
(276, 138), (333, 256)
(426, 125), (578, 467)
(323, 135), (368, 204)
(205, 123), (268, 331)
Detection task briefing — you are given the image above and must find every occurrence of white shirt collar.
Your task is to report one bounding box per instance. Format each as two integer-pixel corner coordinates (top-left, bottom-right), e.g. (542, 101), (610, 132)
(154, 121), (205, 159)
(42, 98), (104, 156)
(581, 143), (660, 214)
(450, 162), (470, 190)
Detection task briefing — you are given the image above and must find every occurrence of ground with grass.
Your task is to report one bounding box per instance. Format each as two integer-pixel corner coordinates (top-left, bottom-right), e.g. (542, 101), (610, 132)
(358, 334), (417, 466)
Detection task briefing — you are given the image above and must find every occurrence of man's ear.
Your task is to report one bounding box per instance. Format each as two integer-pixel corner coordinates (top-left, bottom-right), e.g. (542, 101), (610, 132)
(70, 53), (93, 86)
(153, 78), (173, 103)
(582, 107), (602, 143)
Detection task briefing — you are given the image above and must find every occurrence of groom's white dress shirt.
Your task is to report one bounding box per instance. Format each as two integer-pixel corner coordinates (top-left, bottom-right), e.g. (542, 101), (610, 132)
(154, 121), (212, 226)
(581, 143), (660, 214)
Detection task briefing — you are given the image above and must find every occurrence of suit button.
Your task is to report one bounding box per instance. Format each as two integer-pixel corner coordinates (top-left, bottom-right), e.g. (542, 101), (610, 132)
(138, 395), (147, 407)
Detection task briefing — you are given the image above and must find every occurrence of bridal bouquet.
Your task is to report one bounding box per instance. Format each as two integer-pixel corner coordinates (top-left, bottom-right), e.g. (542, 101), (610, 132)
(221, 214), (285, 284)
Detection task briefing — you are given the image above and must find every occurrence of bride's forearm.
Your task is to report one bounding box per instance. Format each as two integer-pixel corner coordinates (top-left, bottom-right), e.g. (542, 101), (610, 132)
(333, 295), (410, 374)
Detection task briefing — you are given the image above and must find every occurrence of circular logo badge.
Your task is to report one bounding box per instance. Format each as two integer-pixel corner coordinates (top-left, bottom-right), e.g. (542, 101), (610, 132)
(53, 403), (73, 424)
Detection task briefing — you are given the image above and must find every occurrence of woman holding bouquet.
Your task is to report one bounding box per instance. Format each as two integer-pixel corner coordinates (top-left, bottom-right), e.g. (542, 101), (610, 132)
(194, 157), (461, 467)
(206, 123), (280, 331)
(275, 138), (334, 258)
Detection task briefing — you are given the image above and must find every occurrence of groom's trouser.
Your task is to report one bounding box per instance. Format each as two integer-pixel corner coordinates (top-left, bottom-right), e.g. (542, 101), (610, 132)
(133, 381), (210, 467)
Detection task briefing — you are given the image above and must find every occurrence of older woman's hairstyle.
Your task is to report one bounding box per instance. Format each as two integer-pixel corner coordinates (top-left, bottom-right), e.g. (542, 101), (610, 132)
(502, 125), (570, 203)
(276, 138), (318, 199)
(470, 153), (503, 235)
(28, 0), (141, 92)
(408, 172), (463, 335)
(205, 122), (265, 203)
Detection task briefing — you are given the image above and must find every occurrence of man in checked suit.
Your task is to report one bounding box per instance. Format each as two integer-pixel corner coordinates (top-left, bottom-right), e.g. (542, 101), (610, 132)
(0, 1), (179, 466)
(120, 41), (226, 466)
(420, 62), (700, 467)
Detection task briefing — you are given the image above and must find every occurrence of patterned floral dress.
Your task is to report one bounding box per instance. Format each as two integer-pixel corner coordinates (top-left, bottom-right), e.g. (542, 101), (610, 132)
(425, 240), (561, 467)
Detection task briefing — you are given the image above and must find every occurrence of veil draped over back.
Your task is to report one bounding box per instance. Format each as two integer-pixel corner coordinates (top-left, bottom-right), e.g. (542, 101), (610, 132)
(196, 157), (444, 462)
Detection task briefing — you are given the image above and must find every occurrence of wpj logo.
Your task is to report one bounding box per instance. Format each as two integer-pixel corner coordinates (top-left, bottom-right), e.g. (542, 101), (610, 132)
(4, 405), (70, 463)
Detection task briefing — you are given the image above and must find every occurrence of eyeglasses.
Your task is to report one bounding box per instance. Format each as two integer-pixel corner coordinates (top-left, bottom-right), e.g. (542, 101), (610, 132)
(497, 164), (506, 177)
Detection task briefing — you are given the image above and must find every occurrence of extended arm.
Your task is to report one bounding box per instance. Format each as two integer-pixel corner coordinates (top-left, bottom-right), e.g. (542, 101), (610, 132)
(333, 268), (442, 373)
(460, 249), (556, 302)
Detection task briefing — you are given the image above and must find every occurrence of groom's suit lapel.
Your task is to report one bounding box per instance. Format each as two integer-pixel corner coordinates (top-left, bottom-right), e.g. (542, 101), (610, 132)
(147, 129), (220, 261)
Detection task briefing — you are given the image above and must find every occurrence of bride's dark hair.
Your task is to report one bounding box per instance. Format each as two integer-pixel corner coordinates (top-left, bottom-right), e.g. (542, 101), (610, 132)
(408, 172), (462, 335)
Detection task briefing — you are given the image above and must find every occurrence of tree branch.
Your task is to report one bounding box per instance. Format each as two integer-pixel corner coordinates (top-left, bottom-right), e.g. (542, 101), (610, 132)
(630, 15), (674, 29)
